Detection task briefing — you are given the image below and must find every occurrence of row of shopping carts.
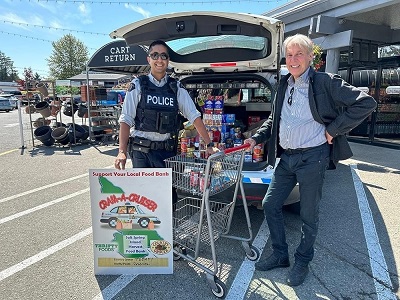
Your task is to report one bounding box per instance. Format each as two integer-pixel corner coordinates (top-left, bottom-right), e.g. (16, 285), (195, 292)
(164, 144), (260, 298)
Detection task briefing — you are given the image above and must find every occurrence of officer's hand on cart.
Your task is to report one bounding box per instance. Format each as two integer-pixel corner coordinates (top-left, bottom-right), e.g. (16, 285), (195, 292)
(243, 138), (257, 150)
(115, 151), (127, 170)
(205, 144), (220, 157)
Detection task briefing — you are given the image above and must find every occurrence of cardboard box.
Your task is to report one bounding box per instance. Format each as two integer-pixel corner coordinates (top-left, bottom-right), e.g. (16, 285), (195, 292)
(179, 128), (198, 138)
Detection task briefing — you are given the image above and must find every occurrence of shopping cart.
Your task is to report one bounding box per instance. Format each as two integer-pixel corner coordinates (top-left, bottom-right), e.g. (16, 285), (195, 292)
(164, 144), (260, 298)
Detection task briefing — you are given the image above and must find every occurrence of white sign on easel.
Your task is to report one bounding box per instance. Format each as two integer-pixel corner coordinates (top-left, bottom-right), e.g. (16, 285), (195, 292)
(89, 168), (173, 275)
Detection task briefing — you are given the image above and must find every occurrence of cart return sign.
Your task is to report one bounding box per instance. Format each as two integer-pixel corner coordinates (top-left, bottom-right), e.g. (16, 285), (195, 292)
(89, 168), (173, 275)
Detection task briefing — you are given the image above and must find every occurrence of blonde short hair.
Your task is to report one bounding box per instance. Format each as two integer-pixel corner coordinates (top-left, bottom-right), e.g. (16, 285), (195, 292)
(283, 34), (314, 56)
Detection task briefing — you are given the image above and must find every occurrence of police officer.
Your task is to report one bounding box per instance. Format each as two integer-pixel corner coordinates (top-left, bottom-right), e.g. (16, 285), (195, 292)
(114, 40), (217, 171)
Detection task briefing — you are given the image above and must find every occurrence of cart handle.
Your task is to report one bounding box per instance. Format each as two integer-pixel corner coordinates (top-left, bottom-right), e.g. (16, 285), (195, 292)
(224, 143), (250, 154)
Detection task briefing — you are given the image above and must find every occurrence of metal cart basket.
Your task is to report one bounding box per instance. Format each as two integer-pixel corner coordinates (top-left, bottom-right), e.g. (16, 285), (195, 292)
(164, 144), (260, 298)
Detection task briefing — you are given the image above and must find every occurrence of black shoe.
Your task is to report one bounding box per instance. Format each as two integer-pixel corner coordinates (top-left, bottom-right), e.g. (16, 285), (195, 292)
(255, 253), (290, 271)
(286, 262), (309, 286)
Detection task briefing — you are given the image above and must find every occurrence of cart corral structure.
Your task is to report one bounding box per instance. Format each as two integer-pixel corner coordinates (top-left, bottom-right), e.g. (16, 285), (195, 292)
(81, 39), (150, 143)
(165, 144), (260, 298)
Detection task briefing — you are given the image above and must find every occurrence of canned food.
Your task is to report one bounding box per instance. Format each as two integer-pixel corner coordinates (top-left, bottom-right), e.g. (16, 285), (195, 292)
(190, 170), (200, 187)
(244, 152), (252, 162)
(234, 127), (242, 139)
(210, 176), (223, 192)
(230, 127), (235, 137)
(186, 147), (195, 158)
(253, 144), (264, 155)
(199, 174), (210, 191)
(225, 138), (233, 148)
(226, 114), (235, 124)
(253, 143), (264, 162)
(180, 137), (188, 152)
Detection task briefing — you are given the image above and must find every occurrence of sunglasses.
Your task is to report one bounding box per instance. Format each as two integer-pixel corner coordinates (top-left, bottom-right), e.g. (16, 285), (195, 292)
(288, 87), (294, 106)
(148, 52), (169, 60)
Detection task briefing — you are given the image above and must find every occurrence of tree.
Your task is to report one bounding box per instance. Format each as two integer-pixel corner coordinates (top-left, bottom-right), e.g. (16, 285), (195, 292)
(24, 67), (34, 82)
(47, 34), (89, 80)
(0, 51), (19, 81)
(33, 72), (41, 81)
(21, 67), (40, 90)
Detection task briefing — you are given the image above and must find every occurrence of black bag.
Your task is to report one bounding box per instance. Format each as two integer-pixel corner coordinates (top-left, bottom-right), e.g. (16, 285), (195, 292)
(132, 144), (150, 153)
(129, 136), (151, 153)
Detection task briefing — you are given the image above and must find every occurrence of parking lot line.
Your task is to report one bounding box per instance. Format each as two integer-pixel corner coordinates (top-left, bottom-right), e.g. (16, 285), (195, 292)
(0, 188), (89, 225)
(0, 165), (113, 204)
(0, 227), (92, 282)
(350, 164), (397, 300)
(92, 275), (139, 300)
(226, 219), (269, 300)
(0, 173), (88, 204)
(0, 148), (18, 156)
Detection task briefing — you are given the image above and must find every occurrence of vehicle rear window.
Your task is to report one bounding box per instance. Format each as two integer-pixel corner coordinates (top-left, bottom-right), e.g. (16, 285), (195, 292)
(168, 35), (267, 55)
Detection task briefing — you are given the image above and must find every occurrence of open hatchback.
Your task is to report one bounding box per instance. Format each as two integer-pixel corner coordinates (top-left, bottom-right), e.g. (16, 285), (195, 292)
(110, 11), (299, 207)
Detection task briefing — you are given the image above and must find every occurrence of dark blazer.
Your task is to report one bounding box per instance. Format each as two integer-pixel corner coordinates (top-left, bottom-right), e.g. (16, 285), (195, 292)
(252, 67), (377, 169)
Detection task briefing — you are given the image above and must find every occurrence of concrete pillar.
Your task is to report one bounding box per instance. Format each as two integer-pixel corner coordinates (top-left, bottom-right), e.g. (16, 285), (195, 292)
(325, 48), (340, 74)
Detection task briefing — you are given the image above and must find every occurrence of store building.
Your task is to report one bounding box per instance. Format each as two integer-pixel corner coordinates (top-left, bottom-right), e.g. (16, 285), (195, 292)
(0, 81), (22, 92)
(263, 0), (400, 147)
(68, 72), (131, 88)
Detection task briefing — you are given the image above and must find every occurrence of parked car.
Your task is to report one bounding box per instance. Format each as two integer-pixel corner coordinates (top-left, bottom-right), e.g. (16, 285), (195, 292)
(7, 90), (23, 102)
(110, 11), (300, 209)
(0, 93), (18, 109)
(100, 202), (161, 228)
(0, 96), (14, 112)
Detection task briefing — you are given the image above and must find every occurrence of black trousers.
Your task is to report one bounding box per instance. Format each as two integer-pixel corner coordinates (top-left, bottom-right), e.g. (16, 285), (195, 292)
(130, 148), (178, 204)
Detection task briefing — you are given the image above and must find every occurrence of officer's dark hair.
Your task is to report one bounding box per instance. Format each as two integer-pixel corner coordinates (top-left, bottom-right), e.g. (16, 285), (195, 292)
(148, 40), (169, 54)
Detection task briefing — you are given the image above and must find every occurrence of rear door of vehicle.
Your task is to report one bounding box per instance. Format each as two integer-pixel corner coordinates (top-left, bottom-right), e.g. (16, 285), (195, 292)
(110, 11), (284, 74)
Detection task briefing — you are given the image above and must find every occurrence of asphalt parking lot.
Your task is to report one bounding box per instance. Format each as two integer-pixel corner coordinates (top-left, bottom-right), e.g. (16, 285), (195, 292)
(0, 108), (399, 299)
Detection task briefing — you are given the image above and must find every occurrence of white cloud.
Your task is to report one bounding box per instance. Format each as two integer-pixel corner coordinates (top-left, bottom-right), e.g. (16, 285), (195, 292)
(34, 1), (58, 14)
(49, 21), (63, 30)
(31, 16), (45, 27)
(0, 13), (30, 30)
(78, 3), (92, 25)
(124, 4), (151, 19)
(0, 13), (27, 24)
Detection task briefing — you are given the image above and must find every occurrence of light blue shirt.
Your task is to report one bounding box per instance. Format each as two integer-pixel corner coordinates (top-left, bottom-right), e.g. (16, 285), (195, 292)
(119, 73), (201, 141)
(279, 68), (327, 149)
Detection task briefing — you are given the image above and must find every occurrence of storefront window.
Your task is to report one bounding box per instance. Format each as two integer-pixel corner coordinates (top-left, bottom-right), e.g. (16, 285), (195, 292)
(375, 68), (400, 137)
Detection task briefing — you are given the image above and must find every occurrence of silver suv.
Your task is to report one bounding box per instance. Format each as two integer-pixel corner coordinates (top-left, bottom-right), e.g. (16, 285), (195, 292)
(0, 96), (14, 112)
(0, 93), (18, 109)
(110, 12), (299, 208)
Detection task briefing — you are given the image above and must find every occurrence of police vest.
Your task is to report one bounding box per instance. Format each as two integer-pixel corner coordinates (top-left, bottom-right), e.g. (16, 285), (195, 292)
(134, 75), (179, 134)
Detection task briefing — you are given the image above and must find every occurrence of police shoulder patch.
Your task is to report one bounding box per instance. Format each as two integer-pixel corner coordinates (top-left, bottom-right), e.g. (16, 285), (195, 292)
(128, 82), (135, 92)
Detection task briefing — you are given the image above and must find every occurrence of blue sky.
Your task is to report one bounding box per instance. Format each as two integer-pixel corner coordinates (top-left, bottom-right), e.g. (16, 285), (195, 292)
(0, 0), (288, 79)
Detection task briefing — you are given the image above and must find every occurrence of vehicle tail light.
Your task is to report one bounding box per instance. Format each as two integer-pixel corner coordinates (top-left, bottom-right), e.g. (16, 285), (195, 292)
(210, 62), (237, 67)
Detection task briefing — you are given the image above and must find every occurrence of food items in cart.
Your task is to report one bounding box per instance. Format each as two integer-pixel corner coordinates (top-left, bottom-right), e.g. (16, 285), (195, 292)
(200, 174), (210, 191)
(190, 170), (200, 187)
(253, 143), (264, 162)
